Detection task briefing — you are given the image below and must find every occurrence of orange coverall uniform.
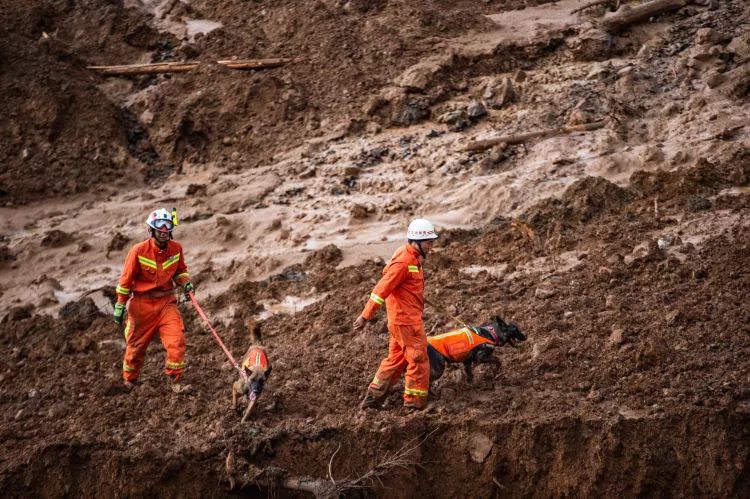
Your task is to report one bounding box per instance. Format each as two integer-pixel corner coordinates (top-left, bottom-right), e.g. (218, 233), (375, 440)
(115, 238), (190, 383)
(361, 244), (429, 408)
(428, 327), (495, 362)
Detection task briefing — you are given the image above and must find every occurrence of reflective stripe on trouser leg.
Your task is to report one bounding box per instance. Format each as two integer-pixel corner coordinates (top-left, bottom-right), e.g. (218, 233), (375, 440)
(396, 324), (429, 408)
(367, 326), (407, 398)
(159, 302), (186, 382)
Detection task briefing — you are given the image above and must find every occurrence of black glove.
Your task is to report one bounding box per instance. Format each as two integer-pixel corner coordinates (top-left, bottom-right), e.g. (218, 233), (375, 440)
(183, 281), (195, 299)
(113, 303), (126, 325)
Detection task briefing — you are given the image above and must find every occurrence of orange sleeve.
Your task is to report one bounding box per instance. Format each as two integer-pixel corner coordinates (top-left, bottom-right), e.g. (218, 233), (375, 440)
(116, 246), (139, 304)
(173, 245), (190, 286)
(361, 261), (408, 320)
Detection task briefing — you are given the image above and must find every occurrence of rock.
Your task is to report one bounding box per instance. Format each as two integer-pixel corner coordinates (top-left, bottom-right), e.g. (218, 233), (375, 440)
(624, 242), (651, 266)
(466, 100), (487, 119)
(341, 165), (362, 177)
(106, 232), (130, 257)
(437, 110), (465, 125)
(694, 28), (714, 45)
(657, 235), (675, 250)
(468, 433), (494, 463)
(41, 229), (73, 248)
(704, 70), (727, 89)
(608, 328), (624, 347)
(484, 77), (515, 109)
(727, 33), (750, 59)
(513, 69), (527, 83)
(28, 389), (39, 399)
(394, 58), (446, 91)
(392, 97), (431, 126)
(14, 409), (24, 421)
(605, 294), (617, 309)
(186, 184), (207, 196)
(665, 310), (682, 325)
(534, 284), (556, 299)
(0, 244), (15, 264)
(566, 24), (612, 61)
(687, 196), (711, 212)
(350, 203), (370, 219)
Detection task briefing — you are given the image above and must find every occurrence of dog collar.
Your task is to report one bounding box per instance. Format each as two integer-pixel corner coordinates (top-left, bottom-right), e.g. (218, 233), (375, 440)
(484, 325), (500, 344)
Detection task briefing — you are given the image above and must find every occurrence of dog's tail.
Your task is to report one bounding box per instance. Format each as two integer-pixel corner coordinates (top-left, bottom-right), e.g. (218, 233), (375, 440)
(248, 320), (262, 345)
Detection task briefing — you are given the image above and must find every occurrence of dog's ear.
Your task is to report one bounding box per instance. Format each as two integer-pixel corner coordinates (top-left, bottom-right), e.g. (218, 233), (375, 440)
(495, 315), (507, 327)
(265, 365), (272, 378)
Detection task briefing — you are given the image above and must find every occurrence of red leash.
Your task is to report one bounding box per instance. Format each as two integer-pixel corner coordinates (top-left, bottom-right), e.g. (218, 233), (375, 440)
(188, 292), (246, 379)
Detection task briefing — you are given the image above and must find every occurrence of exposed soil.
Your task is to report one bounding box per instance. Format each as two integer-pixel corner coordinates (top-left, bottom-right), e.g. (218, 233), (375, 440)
(1, 0), (750, 497)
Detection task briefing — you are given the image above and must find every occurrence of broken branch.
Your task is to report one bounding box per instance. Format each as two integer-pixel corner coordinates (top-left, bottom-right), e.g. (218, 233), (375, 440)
(88, 58), (302, 76)
(86, 61), (199, 75)
(464, 120), (606, 152)
(601, 0), (687, 32)
(216, 57), (303, 69)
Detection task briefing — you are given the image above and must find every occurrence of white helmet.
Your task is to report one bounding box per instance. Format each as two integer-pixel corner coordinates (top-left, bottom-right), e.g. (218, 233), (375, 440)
(145, 208), (174, 232)
(407, 218), (438, 241)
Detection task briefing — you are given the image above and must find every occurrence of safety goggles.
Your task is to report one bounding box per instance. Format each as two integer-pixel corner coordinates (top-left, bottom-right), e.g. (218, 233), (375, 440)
(153, 219), (174, 231)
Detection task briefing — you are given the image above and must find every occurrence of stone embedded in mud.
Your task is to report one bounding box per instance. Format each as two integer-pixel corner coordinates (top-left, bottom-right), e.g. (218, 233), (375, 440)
(392, 97), (431, 126)
(40, 229), (73, 248)
(534, 284), (557, 299)
(350, 203), (371, 219)
(484, 77), (515, 109)
(566, 24), (612, 62)
(0, 244), (15, 264)
(468, 432), (493, 463)
(466, 100), (487, 119)
(608, 328), (625, 347)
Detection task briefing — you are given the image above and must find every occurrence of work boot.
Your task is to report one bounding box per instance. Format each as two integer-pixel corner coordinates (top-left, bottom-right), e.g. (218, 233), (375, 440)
(360, 394), (384, 410)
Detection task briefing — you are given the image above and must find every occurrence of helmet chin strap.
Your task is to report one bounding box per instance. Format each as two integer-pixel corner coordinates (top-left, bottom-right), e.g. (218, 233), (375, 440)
(414, 240), (426, 260)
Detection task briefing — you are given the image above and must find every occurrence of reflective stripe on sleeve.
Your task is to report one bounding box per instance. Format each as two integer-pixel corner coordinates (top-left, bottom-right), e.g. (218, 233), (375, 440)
(166, 360), (186, 370)
(176, 272), (190, 281)
(369, 293), (385, 305)
(407, 265), (419, 273)
(116, 285), (130, 295)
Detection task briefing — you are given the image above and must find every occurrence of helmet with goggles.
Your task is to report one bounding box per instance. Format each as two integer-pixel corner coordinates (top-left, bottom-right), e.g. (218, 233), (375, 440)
(146, 208), (175, 233)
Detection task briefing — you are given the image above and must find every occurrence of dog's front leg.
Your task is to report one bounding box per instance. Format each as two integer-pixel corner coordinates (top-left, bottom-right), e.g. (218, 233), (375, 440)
(241, 399), (256, 423)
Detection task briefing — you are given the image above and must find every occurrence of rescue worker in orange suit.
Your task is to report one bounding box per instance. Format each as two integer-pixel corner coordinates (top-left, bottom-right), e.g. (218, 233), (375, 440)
(353, 218), (439, 410)
(113, 208), (195, 393)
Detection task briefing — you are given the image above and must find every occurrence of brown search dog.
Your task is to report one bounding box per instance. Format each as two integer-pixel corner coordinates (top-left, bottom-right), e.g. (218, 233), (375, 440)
(232, 321), (272, 422)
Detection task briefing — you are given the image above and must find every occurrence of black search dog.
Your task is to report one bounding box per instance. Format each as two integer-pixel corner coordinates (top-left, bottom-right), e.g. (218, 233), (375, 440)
(427, 315), (525, 385)
(232, 321), (272, 422)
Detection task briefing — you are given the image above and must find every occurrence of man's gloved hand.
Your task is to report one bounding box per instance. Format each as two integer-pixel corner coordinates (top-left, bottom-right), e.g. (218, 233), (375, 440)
(113, 303), (126, 325)
(183, 281), (195, 299)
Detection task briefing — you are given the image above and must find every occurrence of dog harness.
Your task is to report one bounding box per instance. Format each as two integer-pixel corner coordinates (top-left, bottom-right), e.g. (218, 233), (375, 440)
(427, 326), (495, 363)
(242, 347), (269, 371)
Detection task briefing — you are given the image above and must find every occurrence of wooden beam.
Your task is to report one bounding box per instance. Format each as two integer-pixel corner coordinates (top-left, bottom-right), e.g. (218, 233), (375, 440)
(601, 0), (687, 32)
(464, 121), (606, 152)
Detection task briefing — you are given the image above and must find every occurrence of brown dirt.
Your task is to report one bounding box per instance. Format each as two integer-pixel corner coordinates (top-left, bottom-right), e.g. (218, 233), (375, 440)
(2, 0), (750, 497)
